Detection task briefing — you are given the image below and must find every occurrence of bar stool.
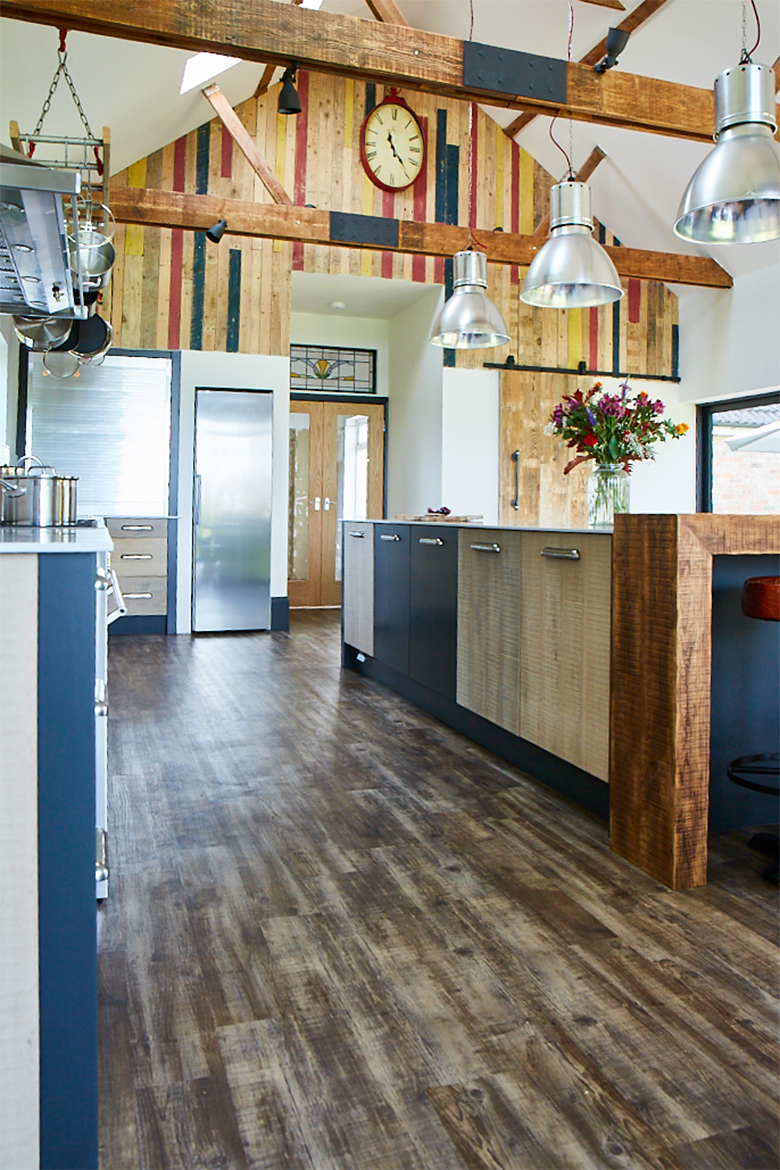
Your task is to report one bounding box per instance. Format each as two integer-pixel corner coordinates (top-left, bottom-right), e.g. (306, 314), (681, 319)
(727, 576), (780, 886)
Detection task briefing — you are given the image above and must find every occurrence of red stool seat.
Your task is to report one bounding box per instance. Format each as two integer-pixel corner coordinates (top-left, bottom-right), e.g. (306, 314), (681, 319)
(741, 576), (780, 622)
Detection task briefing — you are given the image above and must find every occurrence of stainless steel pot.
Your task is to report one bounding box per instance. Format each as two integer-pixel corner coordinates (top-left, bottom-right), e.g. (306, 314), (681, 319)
(12, 316), (73, 351)
(0, 457), (78, 526)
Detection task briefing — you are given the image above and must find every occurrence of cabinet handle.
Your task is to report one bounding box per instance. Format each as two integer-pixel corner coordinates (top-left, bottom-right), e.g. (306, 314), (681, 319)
(348, 530), (365, 538)
(120, 553), (153, 560)
(380, 533), (401, 542)
(419, 537), (444, 546)
(510, 450), (520, 511)
(121, 524), (153, 531)
(541, 547), (580, 561)
(124, 592), (153, 599)
(470, 542), (501, 553)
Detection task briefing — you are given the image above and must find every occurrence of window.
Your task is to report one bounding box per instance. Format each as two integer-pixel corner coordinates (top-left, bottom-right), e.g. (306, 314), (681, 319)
(697, 393), (780, 514)
(290, 345), (376, 395)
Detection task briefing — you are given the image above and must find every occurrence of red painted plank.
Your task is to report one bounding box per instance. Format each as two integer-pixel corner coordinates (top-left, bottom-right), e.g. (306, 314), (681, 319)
(173, 135), (186, 192)
(628, 278), (641, 323)
(292, 70), (310, 271)
(382, 188), (394, 278)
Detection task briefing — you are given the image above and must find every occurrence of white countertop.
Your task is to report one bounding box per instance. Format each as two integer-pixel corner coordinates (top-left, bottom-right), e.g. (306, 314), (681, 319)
(0, 523), (113, 554)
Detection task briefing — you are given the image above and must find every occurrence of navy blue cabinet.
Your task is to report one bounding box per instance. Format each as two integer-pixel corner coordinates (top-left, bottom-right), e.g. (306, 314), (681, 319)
(409, 526), (458, 700)
(373, 524), (411, 674)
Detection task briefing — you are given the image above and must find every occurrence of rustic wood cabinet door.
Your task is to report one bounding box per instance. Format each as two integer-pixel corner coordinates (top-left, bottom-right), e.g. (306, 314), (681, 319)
(456, 529), (522, 735)
(342, 522), (374, 656)
(519, 531), (612, 782)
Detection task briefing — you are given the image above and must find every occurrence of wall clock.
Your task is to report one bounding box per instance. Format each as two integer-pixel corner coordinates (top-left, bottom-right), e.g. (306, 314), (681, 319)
(360, 88), (426, 193)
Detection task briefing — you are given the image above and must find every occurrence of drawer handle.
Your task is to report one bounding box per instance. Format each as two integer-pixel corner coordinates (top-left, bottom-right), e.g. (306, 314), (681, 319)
(470, 542), (501, 553)
(120, 524), (153, 531)
(419, 537), (444, 546)
(348, 531), (365, 538)
(121, 553), (153, 560)
(123, 592), (153, 599)
(541, 547), (580, 561)
(380, 533), (401, 542)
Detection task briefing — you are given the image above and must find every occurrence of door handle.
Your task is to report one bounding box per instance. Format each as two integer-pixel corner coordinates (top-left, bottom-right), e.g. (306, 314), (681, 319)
(323, 496), (331, 511)
(120, 553), (153, 560)
(470, 543), (501, 553)
(380, 533), (401, 542)
(510, 450), (520, 510)
(541, 547), (581, 561)
(194, 474), (202, 526)
(313, 496), (321, 511)
(121, 524), (153, 531)
(419, 537), (444, 546)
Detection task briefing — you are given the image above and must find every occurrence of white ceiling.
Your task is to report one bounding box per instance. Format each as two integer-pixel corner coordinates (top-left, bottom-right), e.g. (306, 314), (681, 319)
(291, 271), (438, 317)
(1, 0), (778, 290)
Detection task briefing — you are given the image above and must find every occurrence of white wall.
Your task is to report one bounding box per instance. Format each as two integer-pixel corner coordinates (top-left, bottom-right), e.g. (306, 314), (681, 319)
(289, 313), (390, 397)
(386, 288), (444, 517)
(175, 352), (289, 634)
(441, 368), (500, 525)
(678, 266), (780, 404)
(0, 318), (19, 461)
(592, 377), (698, 514)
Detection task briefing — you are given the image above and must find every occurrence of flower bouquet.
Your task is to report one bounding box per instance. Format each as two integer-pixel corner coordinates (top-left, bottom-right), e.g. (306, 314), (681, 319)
(546, 380), (688, 527)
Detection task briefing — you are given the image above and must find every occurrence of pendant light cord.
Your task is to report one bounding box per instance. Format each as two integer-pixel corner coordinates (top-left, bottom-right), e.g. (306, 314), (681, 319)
(740, 0), (761, 63)
(466, 0), (482, 252)
(549, 0), (575, 180)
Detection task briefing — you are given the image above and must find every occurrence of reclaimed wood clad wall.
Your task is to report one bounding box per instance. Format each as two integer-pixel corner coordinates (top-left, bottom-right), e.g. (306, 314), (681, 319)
(107, 72), (678, 372)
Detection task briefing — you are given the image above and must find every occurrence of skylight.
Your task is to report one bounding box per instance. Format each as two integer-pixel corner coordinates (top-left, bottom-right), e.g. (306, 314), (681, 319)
(180, 53), (242, 95)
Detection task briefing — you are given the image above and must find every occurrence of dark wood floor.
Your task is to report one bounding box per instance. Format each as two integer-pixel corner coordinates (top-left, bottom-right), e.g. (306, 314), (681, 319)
(100, 610), (779, 1170)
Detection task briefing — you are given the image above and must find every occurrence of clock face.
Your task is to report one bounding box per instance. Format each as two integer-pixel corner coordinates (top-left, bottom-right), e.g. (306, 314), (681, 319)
(361, 100), (425, 192)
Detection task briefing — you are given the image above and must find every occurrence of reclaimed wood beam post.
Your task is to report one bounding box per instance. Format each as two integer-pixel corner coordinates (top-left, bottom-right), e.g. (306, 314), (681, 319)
(363, 0), (410, 27)
(202, 83), (293, 204)
(254, 0), (304, 99)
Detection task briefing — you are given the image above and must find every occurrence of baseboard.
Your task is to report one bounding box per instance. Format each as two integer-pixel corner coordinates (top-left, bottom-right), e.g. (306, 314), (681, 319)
(109, 615), (167, 636)
(271, 596), (290, 632)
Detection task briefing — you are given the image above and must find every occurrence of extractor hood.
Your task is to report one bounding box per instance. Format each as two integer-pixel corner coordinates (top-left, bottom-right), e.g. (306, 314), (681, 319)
(0, 144), (86, 318)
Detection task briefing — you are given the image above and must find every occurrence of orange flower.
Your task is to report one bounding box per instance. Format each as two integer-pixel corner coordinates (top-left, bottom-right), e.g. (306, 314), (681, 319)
(676, 423), (689, 434)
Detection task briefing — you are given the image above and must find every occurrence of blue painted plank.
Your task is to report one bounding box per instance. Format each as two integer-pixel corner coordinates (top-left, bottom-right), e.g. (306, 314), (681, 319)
(196, 122), (210, 195)
(612, 299), (621, 374)
(38, 554), (98, 1170)
(190, 233), (206, 351)
(435, 109), (448, 224)
(672, 323), (680, 379)
(226, 248), (242, 353)
(364, 82), (376, 118)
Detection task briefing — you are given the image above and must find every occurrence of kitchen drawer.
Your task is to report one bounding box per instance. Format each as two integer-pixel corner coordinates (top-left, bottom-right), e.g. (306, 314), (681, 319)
(107, 517), (169, 540)
(343, 521), (374, 657)
(519, 531), (611, 782)
(111, 537), (167, 576)
(456, 528), (522, 735)
(116, 576), (167, 616)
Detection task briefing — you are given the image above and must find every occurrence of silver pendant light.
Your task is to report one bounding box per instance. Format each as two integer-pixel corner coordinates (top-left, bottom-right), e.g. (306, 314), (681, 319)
(520, 181), (624, 309)
(430, 249), (510, 349)
(674, 62), (780, 245)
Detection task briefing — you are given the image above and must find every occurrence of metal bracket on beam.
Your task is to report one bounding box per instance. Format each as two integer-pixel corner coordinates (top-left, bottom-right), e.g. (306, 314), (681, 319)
(463, 41), (567, 103)
(330, 211), (399, 249)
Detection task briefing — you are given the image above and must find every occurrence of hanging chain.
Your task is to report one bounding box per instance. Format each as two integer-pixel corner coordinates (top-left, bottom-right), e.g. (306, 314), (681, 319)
(739, 0), (760, 64)
(741, 0), (748, 61)
(568, 0), (575, 178)
(28, 29), (103, 177)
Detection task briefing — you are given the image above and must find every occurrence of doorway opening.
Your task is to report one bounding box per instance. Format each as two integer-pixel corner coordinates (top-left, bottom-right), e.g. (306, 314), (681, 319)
(288, 397), (385, 608)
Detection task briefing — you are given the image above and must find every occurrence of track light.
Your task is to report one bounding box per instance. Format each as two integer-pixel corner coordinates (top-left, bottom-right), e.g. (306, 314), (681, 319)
(520, 181), (623, 309)
(430, 249), (510, 350)
(594, 27), (631, 74)
(278, 63), (302, 116)
(674, 62), (780, 245)
(206, 219), (227, 243)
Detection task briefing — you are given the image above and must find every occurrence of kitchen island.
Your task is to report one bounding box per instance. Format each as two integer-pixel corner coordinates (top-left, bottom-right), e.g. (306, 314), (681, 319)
(341, 515), (780, 892)
(0, 523), (111, 1170)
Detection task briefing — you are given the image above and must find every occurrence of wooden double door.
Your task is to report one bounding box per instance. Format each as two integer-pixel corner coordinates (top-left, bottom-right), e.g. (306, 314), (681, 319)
(288, 399), (385, 607)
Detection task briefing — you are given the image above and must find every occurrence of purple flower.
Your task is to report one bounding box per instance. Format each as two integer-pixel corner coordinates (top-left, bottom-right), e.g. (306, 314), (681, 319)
(586, 408), (596, 426)
(653, 399), (664, 414)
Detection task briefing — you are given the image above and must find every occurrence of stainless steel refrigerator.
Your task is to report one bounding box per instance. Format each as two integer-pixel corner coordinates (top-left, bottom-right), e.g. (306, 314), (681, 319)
(192, 389), (273, 632)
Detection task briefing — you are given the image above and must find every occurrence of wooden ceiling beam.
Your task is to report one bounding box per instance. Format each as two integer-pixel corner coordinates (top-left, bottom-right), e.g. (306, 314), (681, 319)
(202, 83), (292, 203)
(363, 0), (410, 27)
(109, 185), (733, 289)
(532, 146), (607, 238)
(254, 0), (303, 100)
(505, 0), (671, 138)
(578, 1), (626, 11)
(1, 0), (716, 142)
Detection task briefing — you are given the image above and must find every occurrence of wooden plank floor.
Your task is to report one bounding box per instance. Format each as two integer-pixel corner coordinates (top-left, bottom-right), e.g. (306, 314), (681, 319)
(100, 610), (779, 1170)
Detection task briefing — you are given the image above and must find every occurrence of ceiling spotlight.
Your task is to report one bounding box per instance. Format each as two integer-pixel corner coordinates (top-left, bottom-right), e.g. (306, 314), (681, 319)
(206, 219), (227, 243)
(329, 300), (346, 311)
(594, 27), (631, 74)
(674, 62), (780, 245)
(520, 181), (623, 309)
(430, 249), (510, 350)
(278, 63), (302, 116)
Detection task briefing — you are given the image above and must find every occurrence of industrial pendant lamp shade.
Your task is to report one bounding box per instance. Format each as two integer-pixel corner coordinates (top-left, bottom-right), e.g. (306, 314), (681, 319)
(674, 63), (780, 245)
(430, 250), (510, 349)
(520, 181), (623, 309)
(278, 65), (302, 116)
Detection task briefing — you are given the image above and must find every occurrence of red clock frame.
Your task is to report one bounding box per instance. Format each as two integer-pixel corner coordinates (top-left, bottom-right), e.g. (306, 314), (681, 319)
(359, 88), (427, 195)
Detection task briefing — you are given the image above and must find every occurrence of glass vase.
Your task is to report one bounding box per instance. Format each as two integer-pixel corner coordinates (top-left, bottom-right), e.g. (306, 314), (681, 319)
(587, 463), (630, 529)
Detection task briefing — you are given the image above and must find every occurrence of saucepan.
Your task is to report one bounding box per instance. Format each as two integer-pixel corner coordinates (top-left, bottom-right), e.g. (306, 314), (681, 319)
(0, 456), (78, 526)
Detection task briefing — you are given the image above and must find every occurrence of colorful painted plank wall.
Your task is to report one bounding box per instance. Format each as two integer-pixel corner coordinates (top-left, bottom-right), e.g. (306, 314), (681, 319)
(106, 72), (678, 374)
